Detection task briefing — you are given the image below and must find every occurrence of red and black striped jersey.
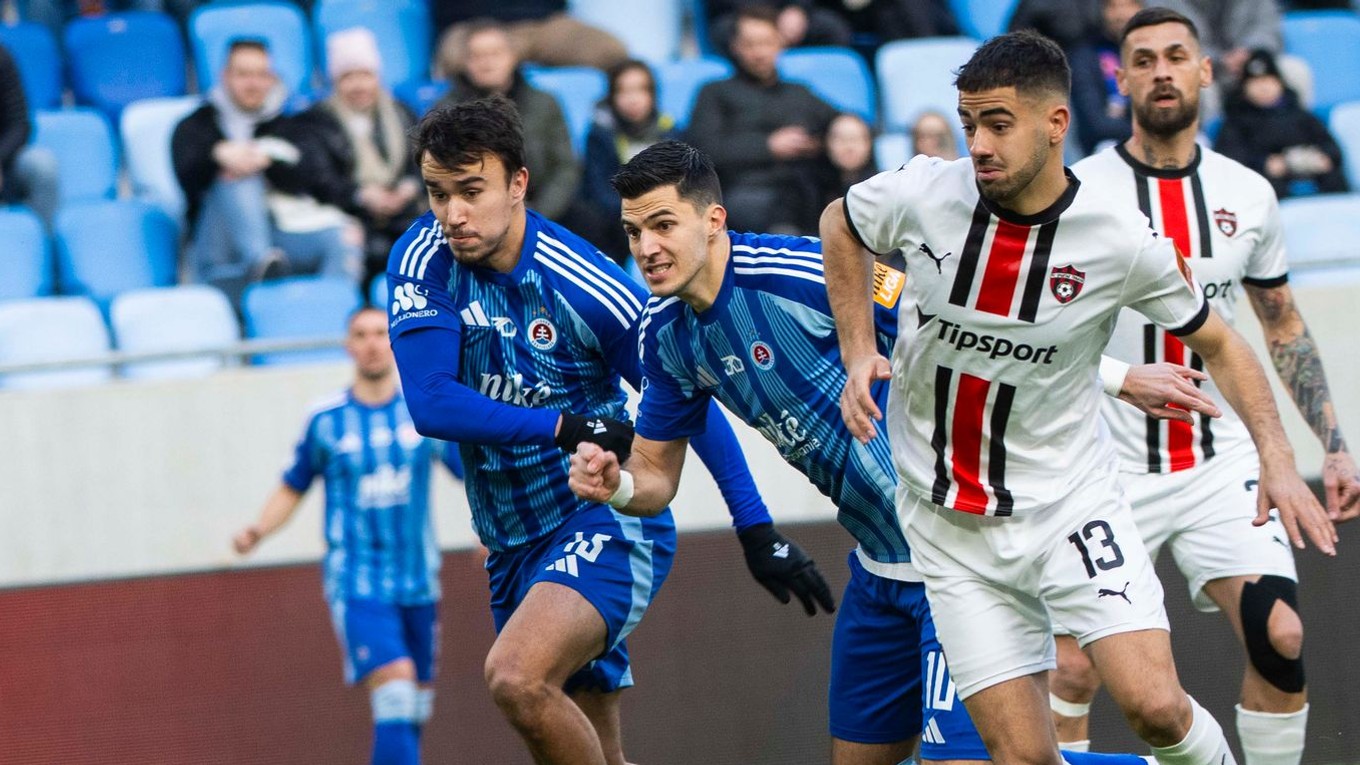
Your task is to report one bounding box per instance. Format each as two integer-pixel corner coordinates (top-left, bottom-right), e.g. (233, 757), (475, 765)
(845, 155), (1207, 517)
(1073, 144), (1289, 474)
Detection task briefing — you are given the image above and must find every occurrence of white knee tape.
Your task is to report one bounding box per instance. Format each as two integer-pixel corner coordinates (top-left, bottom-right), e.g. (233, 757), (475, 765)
(1050, 692), (1092, 718)
(372, 678), (420, 724)
(415, 688), (435, 725)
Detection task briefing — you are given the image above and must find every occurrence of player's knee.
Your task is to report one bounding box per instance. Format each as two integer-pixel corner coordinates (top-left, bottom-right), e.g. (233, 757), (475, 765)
(485, 655), (552, 722)
(1052, 646), (1101, 703)
(1267, 607), (1304, 661)
(1241, 575), (1306, 692)
(1123, 692), (1191, 742)
(371, 678), (420, 726)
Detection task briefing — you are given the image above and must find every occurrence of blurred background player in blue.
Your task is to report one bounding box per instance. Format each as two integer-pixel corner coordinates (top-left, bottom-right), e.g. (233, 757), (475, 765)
(232, 306), (464, 765)
(570, 140), (1181, 765)
(386, 96), (830, 765)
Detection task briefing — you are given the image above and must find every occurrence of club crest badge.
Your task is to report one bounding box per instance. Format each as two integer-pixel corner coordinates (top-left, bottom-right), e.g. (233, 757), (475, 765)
(749, 340), (776, 371)
(1213, 208), (1238, 237)
(528, 318), (557, 351)
(1049, 264), (1086, 304)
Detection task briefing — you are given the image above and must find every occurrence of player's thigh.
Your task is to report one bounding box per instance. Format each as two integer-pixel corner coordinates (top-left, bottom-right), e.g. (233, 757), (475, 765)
(961, 673), (1062, 765)
(1085, 628), (1184, 714)
(489, 581), (611, 686)
(1050, 634), (1100, 704)
(400, 602), (440, 683)
(331, 599), (418, 686)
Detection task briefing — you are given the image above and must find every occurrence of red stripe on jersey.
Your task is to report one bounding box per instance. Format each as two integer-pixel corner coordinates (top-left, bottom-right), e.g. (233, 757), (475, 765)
(1163, 332), (1197, 471)
(950, 373), (991, 512)
(1157, 178), (1193, 260)
(974, 220), (1030, 316)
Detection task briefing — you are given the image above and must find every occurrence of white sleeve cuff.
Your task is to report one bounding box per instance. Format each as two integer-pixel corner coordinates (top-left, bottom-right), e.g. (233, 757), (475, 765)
(1099, 356), (1131, 398)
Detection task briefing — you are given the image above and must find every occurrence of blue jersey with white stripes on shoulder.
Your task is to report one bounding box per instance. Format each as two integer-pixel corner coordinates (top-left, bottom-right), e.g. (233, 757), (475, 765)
(387, 210), (650, 552)
(635, 231), (911, 564)
(283, 389), (446, 605)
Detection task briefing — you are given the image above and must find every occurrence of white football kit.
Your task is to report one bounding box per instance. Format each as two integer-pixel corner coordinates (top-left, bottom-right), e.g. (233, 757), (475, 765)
(1076, 144), (1297, 612)
(845, 155), (1208, 698)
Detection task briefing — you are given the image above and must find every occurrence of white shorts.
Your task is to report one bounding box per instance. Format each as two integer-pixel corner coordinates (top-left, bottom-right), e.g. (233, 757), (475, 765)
(899, 462), (1169, 700)
(1125, 445), (1297, 613)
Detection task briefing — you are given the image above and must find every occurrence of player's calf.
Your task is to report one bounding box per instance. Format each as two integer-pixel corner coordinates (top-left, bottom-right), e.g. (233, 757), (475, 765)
(370, 677), (422, 765)
(1051, 635), (1101, 750)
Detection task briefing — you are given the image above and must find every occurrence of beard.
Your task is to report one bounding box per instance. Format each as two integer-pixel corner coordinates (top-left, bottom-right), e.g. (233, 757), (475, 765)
(1134, 87), (1199, 139)
(976, 135), (1050, 206)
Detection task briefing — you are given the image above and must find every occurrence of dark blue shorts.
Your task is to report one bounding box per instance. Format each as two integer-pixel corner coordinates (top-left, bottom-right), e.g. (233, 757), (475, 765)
(829, 552), (988, 759)
(487, 505), (677, 694)
(329, 599), (438, 685)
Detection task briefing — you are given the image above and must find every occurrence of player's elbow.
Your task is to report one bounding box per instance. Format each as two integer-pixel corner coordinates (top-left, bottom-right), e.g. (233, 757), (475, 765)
(818, 198), (847, 239)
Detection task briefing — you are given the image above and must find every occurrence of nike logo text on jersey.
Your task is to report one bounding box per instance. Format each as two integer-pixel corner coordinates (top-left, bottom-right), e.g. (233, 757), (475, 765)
(919, 242), (952, 274)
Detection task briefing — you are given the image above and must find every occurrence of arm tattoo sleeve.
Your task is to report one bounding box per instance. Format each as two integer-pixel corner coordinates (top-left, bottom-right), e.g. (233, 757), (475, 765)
(1249, 285), (1348, 454)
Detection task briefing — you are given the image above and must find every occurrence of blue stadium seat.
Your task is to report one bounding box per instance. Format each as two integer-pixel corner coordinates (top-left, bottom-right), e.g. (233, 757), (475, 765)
(243, 276), (362, 365)
(368, 273), (387, 308)
(568, 0), (683, 64)
(654, 56), (732, 130)
(950, 0), (1019, 40)
(393, 78), (448, 117)
(0, 296), (112, 390)
(1279, 193), (1360, 269)
(0, 22), (62, 110)
(1283, 11), (1360, 114)
(314, 0), (431, 88)
(121, 95), (202, 223)
(55, 200), (179, 304)
(1329, 101), (1360, 190)
(190, 1), (314, 94)
(778, 47), (876, 123)
(0, 206), (52, 300)
(684, 0), (716, 56)
(874, 132), (910, 173)
(63, 12), (187, 122)
(33, 108), (118, 204)
(111, 285), (241, 380)
(876, 37), (978, 132)
(524, 66), (608, 156)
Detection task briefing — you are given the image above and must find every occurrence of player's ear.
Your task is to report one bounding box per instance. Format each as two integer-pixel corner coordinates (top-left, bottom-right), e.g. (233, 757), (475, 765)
(708, 203), (727, 236)
(1115, 63), (1130, 97)
(1047, 101), (1070, 147)
(1198, 54), (1213, 89)
(509, 166), (529, 203)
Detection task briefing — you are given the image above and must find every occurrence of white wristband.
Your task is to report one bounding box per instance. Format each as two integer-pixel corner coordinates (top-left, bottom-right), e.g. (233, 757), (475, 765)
(1099, 355), (1131, 398)
(607, 470), (635, 509)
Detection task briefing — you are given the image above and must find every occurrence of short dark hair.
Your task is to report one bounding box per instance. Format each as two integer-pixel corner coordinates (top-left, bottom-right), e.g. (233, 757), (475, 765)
(611, 140), (723, 209)
(348, 305), (385, 326)
(226, 37), (269, 57)
(954, 30), (1070, 101)
(410, 95), (526, 177)
(734, 4), (780, 31)
(1120, 6), (1200, 47)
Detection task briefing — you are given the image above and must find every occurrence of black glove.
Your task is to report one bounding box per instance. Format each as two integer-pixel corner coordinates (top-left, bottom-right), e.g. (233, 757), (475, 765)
(737, 523), (836, 616)
(555, 412), (635, 465)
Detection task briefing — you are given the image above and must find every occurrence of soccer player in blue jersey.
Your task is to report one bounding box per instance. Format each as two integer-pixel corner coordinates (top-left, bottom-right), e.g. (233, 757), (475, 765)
(234, 306), (463, 765)
(385, 97), (830, 765)
(568, 141), (1171, 765)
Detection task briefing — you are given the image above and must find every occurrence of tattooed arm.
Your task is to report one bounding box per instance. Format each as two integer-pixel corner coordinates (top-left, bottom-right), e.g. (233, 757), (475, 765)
(1246, 283), (1360, 520)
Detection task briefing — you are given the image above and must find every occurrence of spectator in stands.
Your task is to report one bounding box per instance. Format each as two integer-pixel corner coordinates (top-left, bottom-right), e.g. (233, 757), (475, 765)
(816, 112), (875, 209)
(1007, 0), (1101, 50)
(0, 45), (59, 228)
(1215, 49), (1350, 199)
(829, 0), (960, 42)
(172, 39), (358, 306)
(579, 59), (679, 263)
(707, 0), (852, 56)
(688, 5), (838, 233)
(1159, 0), (1282, 83)
(1070, 0), (1141, 155)
(432, 0), (628, 73)
(273, 28), (423, 289)
(909, 110), (958, 160)
(438, 20), (579, 222)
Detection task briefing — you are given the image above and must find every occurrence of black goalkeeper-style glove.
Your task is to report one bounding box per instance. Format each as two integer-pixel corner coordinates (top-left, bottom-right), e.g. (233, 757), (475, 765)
(555, 412), (635, 465)
(737, 523), (836, 616)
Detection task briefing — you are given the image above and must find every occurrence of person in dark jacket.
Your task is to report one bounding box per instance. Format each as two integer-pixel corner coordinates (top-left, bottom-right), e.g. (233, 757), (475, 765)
(274, 28), (423, 288)
(815, 112), (876, 212)
(1215, 49), (1349, 199)
(0, 44), (59, 228)
(687, 5), (839, 234)
(1069, 0), (1141, 155)
(577, 59), (679, 264)
(172, 39), (358, 305)
(706, 0), (852, 56)
(438, 20), (579, 222)
(432, 0), (628, 72)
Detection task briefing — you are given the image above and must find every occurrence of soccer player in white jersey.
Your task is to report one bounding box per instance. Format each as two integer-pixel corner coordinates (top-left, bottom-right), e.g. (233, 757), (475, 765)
(1047, 9), (1360, 763)
(821, 30), (1338, 765)
(234, 307), (463, 765)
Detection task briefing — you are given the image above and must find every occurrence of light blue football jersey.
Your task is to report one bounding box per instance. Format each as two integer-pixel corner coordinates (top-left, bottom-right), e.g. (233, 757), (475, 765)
(635, 232), (911, 564)
(284, 389), (445, 604)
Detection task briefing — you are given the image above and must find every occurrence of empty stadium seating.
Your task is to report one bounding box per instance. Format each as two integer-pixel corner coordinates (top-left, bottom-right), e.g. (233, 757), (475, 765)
(523, 66), (608, 156)
(1278, 193), (1360, 269)
(121, 95), (202, 222)
(0, 21), (62, 110)
(63, 12), (187, 121)
(368, 274), (387, 309)
(314, 0), (431, 88)
(777, 47), (876, 123)
(54, 200), (179, 304)
(111, 285), (241, 380)
(568, 0), (684, 64)
(393, 78), (448, 117)
(876, 36), (978, 132)
(0, 206), (52, 300)
(1283, 10), (1360, 114)
(33, 108), (118, 205)
(190, 1), (313, 94)
(949, 0), (1018, 41)
(874, 132), (910, 173)
(0, 296), (112, 390)
(242, 276), (362, 365)
(1328, 100), (1360, 190)
(654, 55), (731, 130)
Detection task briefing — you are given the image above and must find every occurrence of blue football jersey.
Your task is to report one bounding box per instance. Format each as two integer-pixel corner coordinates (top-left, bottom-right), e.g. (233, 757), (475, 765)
(387, 210), (649, 552)
(283, 389), (445, 604)
(635, 232), (911, 564)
